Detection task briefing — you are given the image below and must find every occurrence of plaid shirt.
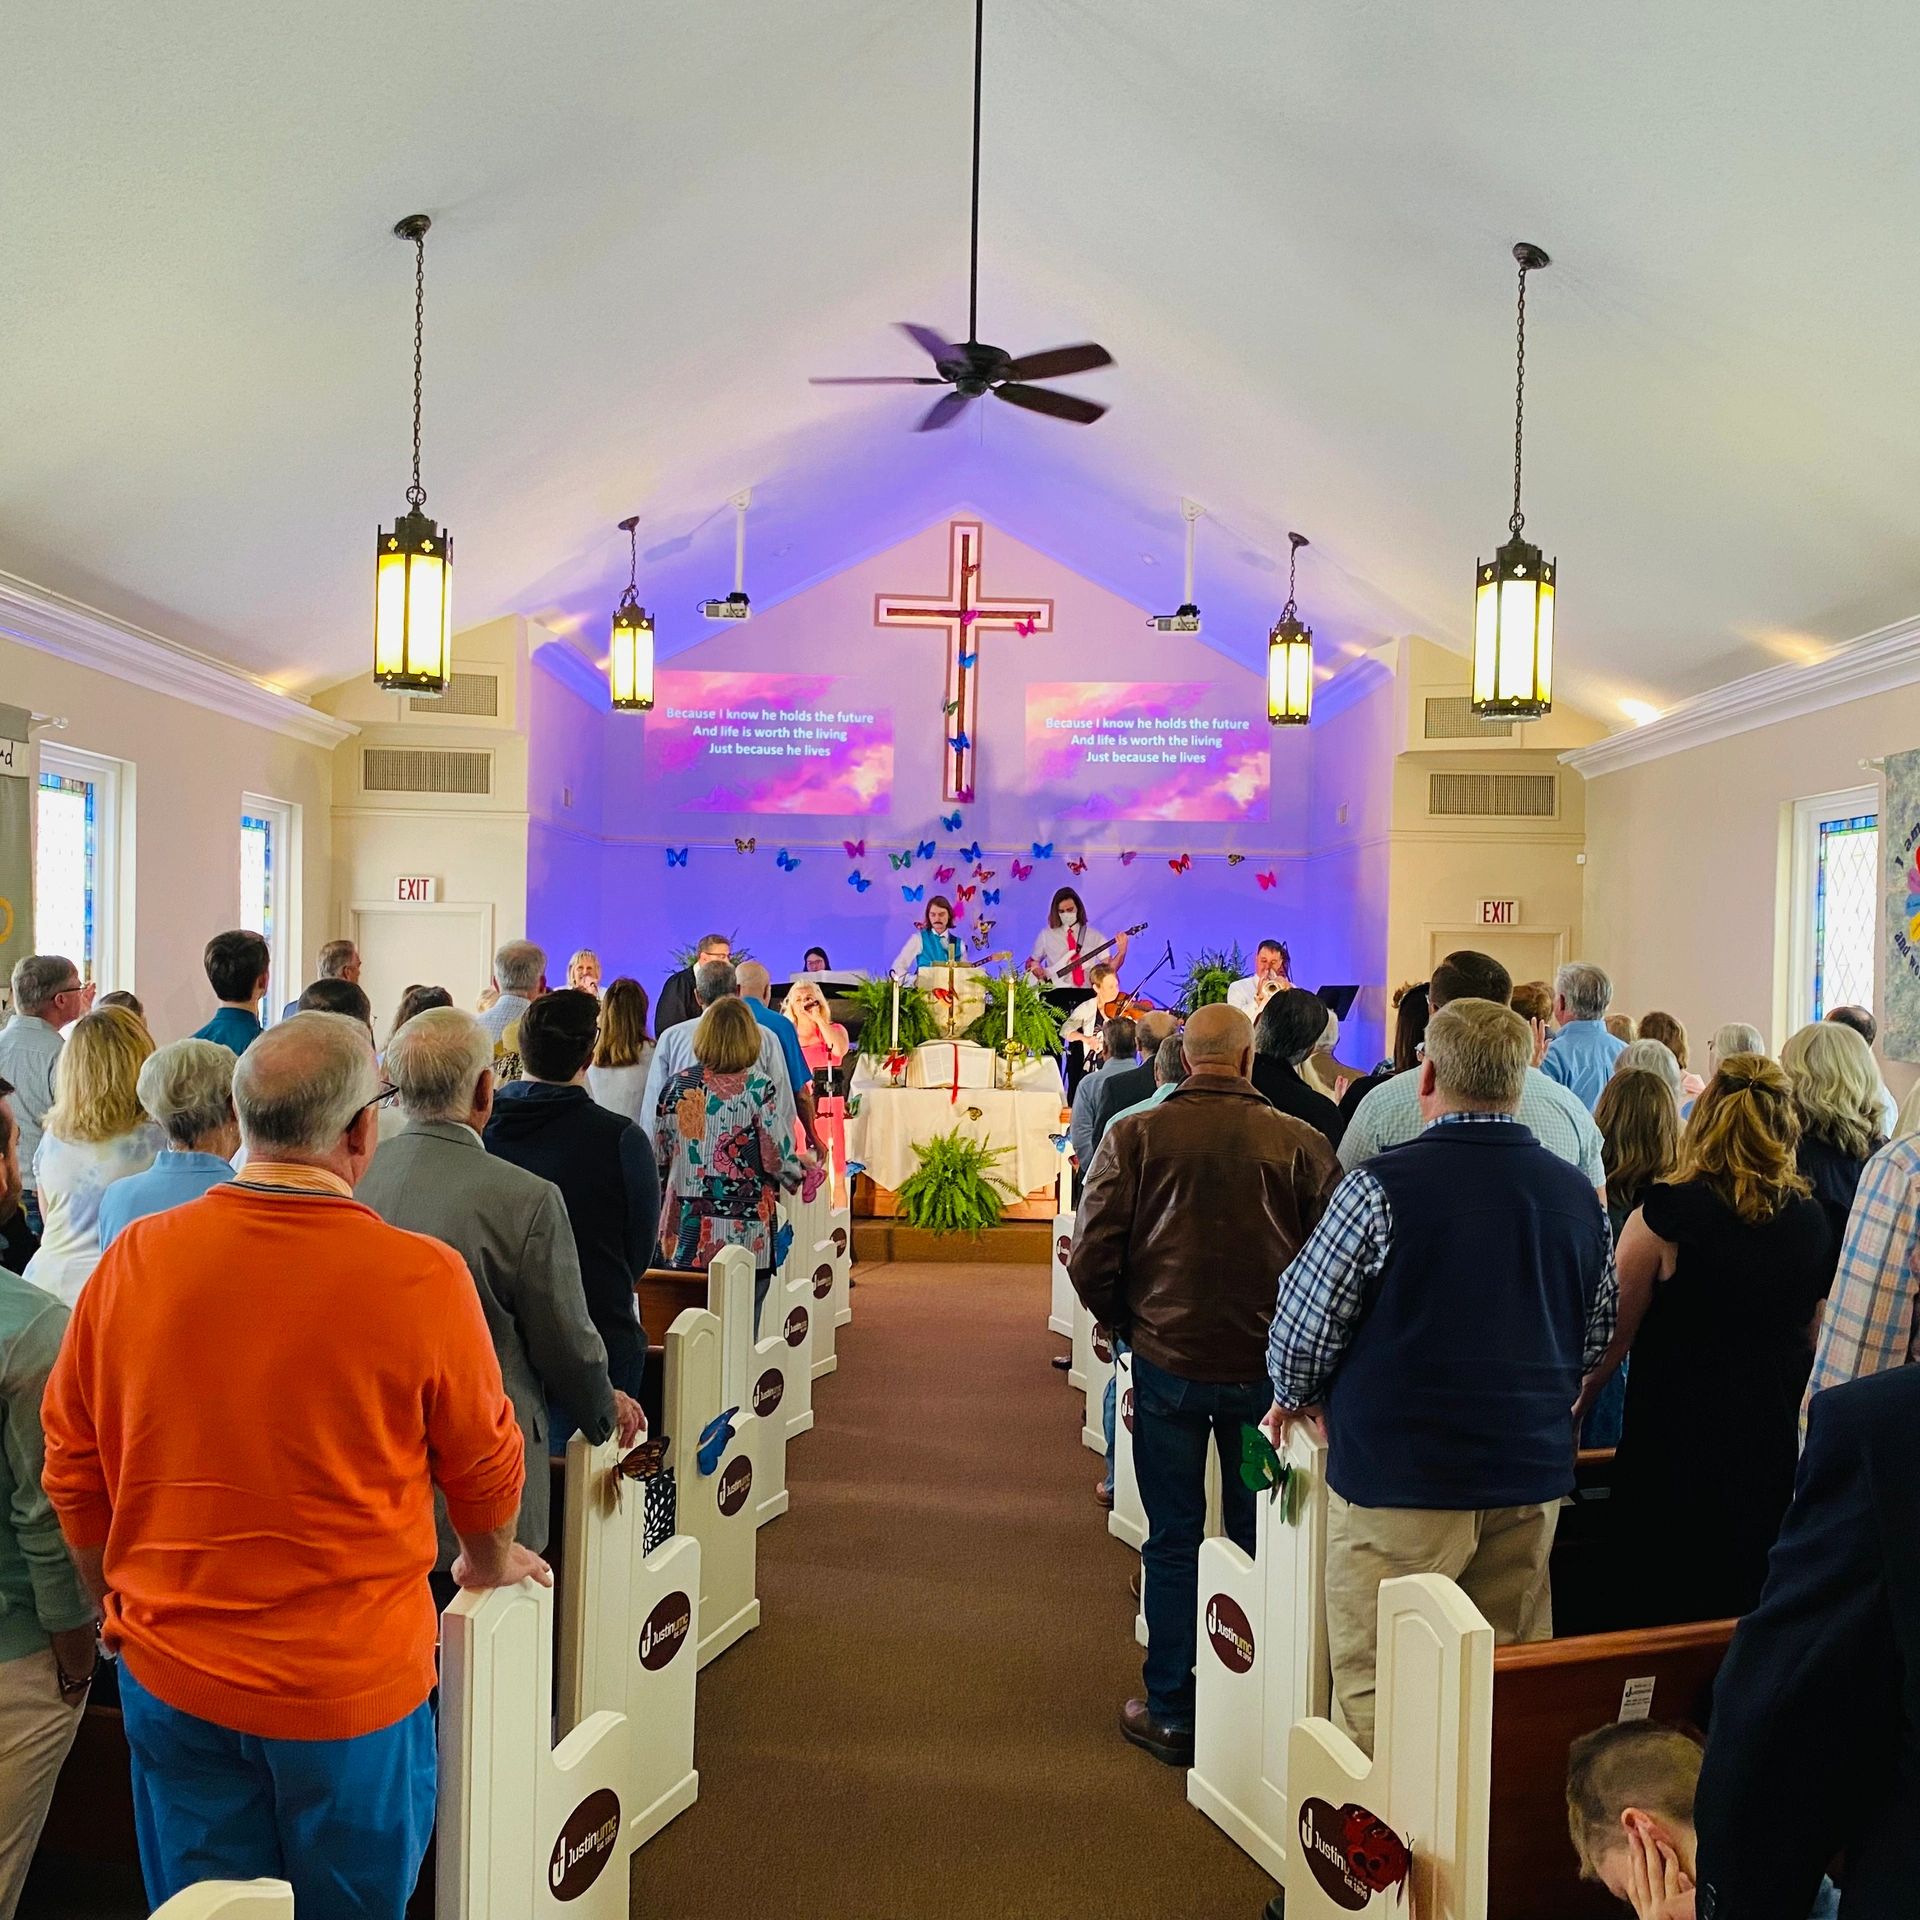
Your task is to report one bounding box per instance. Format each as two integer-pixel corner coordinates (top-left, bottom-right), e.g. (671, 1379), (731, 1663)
(1805, 1136), (1920, 1408)
(1268, 1112), (1618, 1408)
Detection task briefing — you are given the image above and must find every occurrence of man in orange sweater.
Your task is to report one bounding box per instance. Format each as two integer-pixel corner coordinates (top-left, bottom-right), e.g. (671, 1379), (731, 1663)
(42, 1011), (538, 1918)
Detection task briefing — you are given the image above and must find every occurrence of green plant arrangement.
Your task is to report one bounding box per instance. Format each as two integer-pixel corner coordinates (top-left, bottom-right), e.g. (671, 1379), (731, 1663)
(965, 970), (1066, 1057)
(893, 1129), (1020, 1236)
(842, 973), (941, 1051)
(667, 931), (752, 970)
(1177, 941), (1250, 1016)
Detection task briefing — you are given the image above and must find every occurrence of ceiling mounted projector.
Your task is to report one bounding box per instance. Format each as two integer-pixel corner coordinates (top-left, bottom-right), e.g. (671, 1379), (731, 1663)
(1148, 501), (1206, 634)
(701, 591), (751, 621)
(702, 492), (754, 621)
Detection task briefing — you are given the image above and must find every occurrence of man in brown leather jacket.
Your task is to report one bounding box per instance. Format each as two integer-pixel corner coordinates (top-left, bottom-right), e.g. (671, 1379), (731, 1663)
(1069, 1001), (1340, 1765)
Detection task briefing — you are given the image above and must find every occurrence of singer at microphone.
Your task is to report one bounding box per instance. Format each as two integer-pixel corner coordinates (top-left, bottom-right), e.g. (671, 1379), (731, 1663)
(889, 894), (963, 980)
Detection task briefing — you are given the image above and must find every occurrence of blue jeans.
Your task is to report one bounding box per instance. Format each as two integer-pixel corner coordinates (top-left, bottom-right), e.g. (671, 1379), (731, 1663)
(119, 1659), (436, 1918)
(1131, 1351), (1266, 1728)
(1101, 1333), (1130, 1491)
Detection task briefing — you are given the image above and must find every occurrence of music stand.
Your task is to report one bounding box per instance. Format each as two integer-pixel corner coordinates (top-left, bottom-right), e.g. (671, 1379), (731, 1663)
(1316, 984), (1360, 1020)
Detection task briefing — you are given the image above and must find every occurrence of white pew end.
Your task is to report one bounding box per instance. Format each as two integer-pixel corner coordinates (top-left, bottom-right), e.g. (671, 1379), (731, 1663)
(1070, 1293), (1111, 1454)
(151, 1888), (293, 1918)
(1187, 1426), (1331, 1881)
(557, 1434), (701, 1850)
(827, 1202), (853, 1329)
(1049, 1205), (1074, 1339)
(705, 1246), (790, 1527)
(1281, 1573), (1493, 1920)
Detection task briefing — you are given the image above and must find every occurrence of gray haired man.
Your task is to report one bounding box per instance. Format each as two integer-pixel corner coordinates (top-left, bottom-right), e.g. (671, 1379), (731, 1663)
(1541, 963), (1627, 1112)
(479, 939), (547, 1083)
(0, 955), (93, 1242)
(357, 1007), (640, 1574)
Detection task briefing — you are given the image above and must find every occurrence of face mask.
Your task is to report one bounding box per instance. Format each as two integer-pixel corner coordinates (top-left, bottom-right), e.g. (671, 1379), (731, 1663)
(1059, 908), (1077, 926)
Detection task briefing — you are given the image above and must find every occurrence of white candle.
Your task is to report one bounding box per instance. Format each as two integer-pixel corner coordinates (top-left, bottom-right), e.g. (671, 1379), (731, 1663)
(1005, 970), (1017, 1047)
(890, 975), (900, 1050)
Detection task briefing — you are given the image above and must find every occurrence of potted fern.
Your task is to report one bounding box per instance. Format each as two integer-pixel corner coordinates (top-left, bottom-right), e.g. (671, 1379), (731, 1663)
(843, 974), (941, 1053)
(894, 1130), (1020, 1237)
(965, 970), (1066, 1060)
(1177, 942), (1250, 1016)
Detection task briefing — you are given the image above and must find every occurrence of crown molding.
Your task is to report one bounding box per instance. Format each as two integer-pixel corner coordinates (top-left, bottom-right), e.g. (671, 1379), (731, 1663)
(0, 570), (358, 749)
(1562, 613), (1920, 778)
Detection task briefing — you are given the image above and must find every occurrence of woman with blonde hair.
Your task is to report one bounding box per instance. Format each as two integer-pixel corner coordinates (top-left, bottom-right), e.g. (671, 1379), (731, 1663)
(586, 977), (655, 1124)
(650, 995), (816, 1330)
(23, 1005), (161, 1304)
(1585, 1054), (1835, 1624)
(1635, 1010), (1704, 1100)
(567, 949), (603, 996)
(1780, 1020), (1885, 1244)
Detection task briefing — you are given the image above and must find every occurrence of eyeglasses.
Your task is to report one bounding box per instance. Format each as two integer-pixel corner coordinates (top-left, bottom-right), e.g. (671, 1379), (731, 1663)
(354, 1084), (403, 1122)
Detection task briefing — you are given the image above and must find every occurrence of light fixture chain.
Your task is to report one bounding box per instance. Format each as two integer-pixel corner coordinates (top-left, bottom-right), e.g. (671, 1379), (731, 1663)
(1285, 542), (1298, 619)
(628, 521), (639, 596)
(408, 228), (427, 511)
(1511, 255), (1528, 536)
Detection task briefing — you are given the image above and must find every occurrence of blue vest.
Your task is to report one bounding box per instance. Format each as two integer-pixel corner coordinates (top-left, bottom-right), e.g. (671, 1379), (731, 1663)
(917, 927), (962, 969)
(1325, 1120), (1606, 1510)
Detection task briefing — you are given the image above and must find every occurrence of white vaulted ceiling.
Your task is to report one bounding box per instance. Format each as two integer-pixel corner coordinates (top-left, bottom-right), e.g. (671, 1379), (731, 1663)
(6, 1), (1920, 726)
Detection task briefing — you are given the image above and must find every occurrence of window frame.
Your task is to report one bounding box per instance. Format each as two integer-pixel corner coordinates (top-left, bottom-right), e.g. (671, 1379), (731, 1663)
(239, 792), (301, 1019)
(35, 742), (131, 991)
(1785, 783), (1881, 1034)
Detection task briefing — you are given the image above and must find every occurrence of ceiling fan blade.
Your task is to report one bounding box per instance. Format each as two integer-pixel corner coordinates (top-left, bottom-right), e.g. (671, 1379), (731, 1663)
(898, 322), (961, 364)
(1000, 342), (1114, 383)
(915, 391), (977, 432)
(810, 375), (946, 386)
(993, 383), (1107, 425)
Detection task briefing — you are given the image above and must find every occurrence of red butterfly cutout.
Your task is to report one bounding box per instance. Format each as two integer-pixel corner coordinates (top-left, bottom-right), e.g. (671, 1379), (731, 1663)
(955, 786), (975, 802)
(1256, 870), (1278, 890)
(1067, 857), (1088, 875)
(1168, 853), (1192, 874)
(974, 867), (996, 882)
(935, 865), (955, 883)
(1119, 850), (1137, 866)
(955, 884), (978, 903)
(1011, 859), (1034, 881)
(1014, 616), (1037, 637)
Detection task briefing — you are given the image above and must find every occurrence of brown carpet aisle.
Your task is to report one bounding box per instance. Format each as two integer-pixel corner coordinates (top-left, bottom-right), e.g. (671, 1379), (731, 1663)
(631, 1259), (1276, 1920)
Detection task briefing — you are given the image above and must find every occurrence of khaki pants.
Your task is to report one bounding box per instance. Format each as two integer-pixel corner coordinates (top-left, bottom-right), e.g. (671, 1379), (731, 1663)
(0, 1647), (85, 1919)
(1325, 1493), (1558, 1755)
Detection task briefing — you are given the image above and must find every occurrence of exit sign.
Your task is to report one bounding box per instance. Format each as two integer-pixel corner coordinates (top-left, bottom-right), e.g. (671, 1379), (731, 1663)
(395, 875), (439, 904)
(1479, 898), (1519, 926)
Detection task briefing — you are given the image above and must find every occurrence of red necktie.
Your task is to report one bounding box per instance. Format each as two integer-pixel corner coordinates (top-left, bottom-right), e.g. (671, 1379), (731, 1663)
(1068, 928), (1084, 988)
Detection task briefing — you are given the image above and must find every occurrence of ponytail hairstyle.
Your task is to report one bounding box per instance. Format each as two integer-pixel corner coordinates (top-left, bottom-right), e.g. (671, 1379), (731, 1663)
(1677, 1053), (1809, 1224)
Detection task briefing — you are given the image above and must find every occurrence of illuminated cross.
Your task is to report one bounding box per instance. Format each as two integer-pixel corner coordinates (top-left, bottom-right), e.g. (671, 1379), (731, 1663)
(874, 520), (1053, 801)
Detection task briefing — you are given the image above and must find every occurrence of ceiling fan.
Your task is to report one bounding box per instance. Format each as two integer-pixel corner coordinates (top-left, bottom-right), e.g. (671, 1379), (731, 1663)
(809, 0), (1113, 432)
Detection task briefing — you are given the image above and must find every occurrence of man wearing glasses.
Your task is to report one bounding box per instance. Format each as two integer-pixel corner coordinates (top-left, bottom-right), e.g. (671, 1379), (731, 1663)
(0, 954), (92, 1248)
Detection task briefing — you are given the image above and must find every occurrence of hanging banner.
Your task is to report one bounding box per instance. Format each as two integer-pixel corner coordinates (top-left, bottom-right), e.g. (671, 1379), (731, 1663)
(0, 707), (30, 1012)
(1884, 746), (1920, 1064)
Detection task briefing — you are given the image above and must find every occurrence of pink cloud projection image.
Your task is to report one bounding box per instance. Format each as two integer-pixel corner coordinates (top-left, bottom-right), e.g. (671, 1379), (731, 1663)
(1025, 681), (1269, 821)
(649, 670), (894, 814)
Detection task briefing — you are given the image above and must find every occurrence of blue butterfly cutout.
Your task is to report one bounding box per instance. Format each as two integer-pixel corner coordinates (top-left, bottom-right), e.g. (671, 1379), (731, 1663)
(959, 841), (983, 863)
(1048, 1132), (1071, 1152)
(915, 839), (935, 860)
(940, 811), (964, 832)
(948, 733), (971, 753)
(958, 649), (978, 669)
(983, 888), (1001, 905)
(697, 1407), (739, 1477)
(776, 849), (800, 872)
(665, 847), (689, 868)
(774, 1222), (793, 1272)
(847, 870), (873, 893)
(1031, 842), (1054, 860)
(902, 884), (925, 902)
(846, 1160), (866, 1178)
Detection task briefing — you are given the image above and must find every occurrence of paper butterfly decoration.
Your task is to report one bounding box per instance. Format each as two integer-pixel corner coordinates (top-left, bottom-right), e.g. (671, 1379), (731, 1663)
(890, 850), (913, 870)
(697, 1408), (740, 1477)
(959, 841), (983, 863)
(665, 847), (689, 868)
(958, 649), (978, 669)
(948, 733), (971, 754)
(1226, 852), (1246, 867)
(964, 1106), (985, 1122)
(1237, 1423), (1302, 1519)
(941, 810), (964, 831)
(1010, 859), (1034, 881)
(1067, 856), (1088, 875)
(846, 1158), (866, 1176)
(774, 1221), (793, 1273)
(1048, 1131), (1071, 1153)
(935, 865), (955, 883)
(915, 839), (936, 860)
(614, 1436), (670, 1485)
(734, 836), (756, 854)
(1337, 1807), (1412, 1897)
(1257, 870), (1278, 891)
(1168, 853), (1192, 874)
(962, 560), (978, 579)
(1014, 616), (1037, 637)
(843, 838), (866, 858)
(955, 884), (977, 903)
(1119, 850), (1138, 866)
(943, 697), (960, 717)
(983, 888), (1001, 905)
(847, 870), (873, 893)
(959, 608), (978, 628)
(1031, 842), (1054, 860)
(955, 785), (975, 802)
(776, 849), (801, 872)
(969, 920), (996, 949)
(973, 866), (996, 883)
(902, 885), (925, 902)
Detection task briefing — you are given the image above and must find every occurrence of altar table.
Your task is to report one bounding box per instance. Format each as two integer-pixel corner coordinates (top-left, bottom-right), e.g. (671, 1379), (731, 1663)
(843, 1056), (1068, 1199)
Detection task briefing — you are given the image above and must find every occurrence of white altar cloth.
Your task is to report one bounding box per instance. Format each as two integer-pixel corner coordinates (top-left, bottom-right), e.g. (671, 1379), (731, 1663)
(845, 1055), (1066, 1194)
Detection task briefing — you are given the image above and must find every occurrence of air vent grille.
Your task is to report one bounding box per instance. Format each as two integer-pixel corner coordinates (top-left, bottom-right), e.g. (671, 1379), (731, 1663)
(1423, 695), (1514, 741)
(1427, 771), (1558, 819)
(409, 671), (499, 718)
(362, 748), (493, 796)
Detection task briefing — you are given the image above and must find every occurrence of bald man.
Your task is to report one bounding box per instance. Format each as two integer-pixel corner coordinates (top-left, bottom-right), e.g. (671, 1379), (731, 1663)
(1070, 1001), (1341, 1766)
(736, 960), (817, 1151)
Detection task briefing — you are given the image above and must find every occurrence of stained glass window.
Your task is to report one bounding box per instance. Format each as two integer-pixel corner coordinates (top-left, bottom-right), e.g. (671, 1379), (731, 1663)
(35, 771), (95, 980)
(1813, 811), (1878, 1019)
(240, 812), (274, 947)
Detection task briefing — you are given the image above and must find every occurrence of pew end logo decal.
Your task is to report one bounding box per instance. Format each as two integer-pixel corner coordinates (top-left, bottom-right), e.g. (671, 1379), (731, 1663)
(1205, 1593), (1255, 1674)
(1297, 1797), (1413, 1909)
(549, 1787), (622, 1900)
(639, 1591), (693, 1671)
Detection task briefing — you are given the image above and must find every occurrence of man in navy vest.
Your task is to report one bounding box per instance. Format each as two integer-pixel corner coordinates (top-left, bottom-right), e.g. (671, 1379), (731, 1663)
(1265, 997), (1616, 1752)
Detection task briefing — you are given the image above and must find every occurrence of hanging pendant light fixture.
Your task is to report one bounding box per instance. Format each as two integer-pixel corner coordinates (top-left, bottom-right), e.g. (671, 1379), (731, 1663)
(1472, 242), (1555, 719)
(609, 516), (655, 712)
(373, 215), (453, 694)
(1267, 532), (1314, 725)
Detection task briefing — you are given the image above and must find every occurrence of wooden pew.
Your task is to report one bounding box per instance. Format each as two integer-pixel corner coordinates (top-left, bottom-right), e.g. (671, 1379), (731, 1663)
(1071, 1292), (1112, 1456)
(1279, 1575), (1737, 1920)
